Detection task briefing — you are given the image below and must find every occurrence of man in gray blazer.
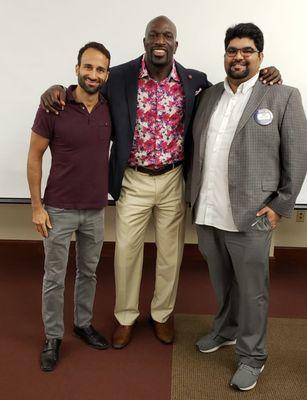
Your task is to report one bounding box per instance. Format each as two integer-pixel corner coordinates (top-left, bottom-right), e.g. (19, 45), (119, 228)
(188, 23), (307, 391)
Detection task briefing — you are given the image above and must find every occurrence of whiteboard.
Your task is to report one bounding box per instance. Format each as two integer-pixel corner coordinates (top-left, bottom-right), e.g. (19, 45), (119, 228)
(0, 0), (306, 205)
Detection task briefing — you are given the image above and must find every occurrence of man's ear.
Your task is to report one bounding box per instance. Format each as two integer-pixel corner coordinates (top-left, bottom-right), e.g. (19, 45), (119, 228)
(174, 41), (178, 55)
(75, 64), (79, 76)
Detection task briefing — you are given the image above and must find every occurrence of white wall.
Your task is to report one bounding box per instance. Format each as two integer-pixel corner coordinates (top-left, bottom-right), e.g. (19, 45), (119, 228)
(0, 0), (306, 250)
(0, 0), (307, 201)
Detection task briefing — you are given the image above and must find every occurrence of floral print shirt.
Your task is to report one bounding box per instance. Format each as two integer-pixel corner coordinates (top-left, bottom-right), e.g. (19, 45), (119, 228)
(128, 56), (185, 167)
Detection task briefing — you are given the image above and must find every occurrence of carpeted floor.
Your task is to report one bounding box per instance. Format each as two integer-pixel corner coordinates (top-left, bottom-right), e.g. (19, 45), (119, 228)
(0, 242), (172, 400)
(171, 314), (307, 400)
(0, 241), (306, 400)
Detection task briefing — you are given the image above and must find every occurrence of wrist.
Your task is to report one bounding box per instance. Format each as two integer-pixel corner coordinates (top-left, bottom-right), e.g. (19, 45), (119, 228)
(31, 202), (43, 211)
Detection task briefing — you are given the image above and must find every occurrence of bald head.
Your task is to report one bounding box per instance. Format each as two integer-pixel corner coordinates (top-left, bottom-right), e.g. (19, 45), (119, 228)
(145, 15), (177, 39)
(143, 15), (178, 78)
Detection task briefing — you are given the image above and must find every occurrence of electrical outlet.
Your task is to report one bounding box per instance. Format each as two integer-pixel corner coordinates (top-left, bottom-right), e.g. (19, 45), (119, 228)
(296, 211), (305, 222)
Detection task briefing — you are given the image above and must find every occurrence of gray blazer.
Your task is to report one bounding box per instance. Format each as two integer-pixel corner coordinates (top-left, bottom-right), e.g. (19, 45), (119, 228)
(188, 80), (307, 231)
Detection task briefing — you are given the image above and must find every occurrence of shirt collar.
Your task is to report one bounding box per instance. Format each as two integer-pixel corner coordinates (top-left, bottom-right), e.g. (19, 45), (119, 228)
(139, 54), (180, 83)
(66, 85), (105, 104)
(224, 72), (259, 95)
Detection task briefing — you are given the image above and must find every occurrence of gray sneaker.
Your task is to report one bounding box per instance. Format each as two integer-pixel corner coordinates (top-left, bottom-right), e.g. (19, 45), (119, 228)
(196, 333), (236, 353)
(230, 363), (265, 391)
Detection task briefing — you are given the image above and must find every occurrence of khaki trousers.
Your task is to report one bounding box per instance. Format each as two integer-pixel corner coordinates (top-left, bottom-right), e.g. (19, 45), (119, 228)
(114, 166), (186, 325)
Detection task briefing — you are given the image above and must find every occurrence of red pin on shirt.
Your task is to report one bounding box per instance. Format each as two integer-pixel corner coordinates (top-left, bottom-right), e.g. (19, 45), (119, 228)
(188, 74), (193, 80)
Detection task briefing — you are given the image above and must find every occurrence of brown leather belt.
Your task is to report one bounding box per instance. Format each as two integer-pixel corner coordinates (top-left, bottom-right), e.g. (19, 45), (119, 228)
(128, 161), (183, 176)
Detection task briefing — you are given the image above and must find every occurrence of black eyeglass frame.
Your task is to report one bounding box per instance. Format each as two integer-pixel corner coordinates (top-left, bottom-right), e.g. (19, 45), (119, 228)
(225, 47), (261, 57)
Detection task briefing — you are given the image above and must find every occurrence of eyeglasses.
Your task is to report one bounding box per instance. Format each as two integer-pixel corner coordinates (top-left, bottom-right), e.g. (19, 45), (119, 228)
(225, 47), (260, 57)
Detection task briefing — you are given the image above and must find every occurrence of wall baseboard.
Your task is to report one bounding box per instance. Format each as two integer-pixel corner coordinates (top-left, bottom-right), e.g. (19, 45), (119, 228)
(273, 246), (307, 267)
(0, 240), (306, 267)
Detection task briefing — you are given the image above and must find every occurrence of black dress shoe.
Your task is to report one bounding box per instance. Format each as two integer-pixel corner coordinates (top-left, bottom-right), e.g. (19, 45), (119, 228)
(40, 338), (62, 372)
(74, 325), (109, 350)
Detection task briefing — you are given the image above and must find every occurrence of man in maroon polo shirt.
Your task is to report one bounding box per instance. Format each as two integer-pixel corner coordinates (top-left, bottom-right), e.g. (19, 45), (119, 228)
(27, 42), (111, 372)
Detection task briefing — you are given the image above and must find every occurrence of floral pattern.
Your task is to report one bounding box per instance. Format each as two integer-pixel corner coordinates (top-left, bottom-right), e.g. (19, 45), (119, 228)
(128, 57), (184, 167)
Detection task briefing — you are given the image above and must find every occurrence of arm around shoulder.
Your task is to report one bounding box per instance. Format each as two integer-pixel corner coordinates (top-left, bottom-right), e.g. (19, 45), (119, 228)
(40, 84), (67, 114)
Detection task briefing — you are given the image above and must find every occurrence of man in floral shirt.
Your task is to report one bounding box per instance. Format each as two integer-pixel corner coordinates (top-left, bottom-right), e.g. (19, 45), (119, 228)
(109, 16), (211, 348)
(41, 15), (281, 349)
(128, 56), (185, 168)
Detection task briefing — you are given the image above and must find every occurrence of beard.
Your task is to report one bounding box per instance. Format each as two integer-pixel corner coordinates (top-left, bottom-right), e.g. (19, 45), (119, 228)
(77, 74), (104, 94)
(227, 61), (250, 80)
(151, 57), (169, 67)
(145, 48), (173, 68)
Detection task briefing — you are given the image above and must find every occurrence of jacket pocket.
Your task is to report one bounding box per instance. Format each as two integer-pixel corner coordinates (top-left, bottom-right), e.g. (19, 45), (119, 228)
(261, 180), (279, 191)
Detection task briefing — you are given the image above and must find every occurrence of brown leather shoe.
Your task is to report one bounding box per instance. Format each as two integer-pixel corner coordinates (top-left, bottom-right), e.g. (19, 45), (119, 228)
(112, 324), (134, 349)
(151, 317), (174, 344)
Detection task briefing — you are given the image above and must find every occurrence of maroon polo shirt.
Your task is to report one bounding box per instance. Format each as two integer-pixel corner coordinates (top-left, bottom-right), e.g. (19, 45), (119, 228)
(32, 85), (111, 209)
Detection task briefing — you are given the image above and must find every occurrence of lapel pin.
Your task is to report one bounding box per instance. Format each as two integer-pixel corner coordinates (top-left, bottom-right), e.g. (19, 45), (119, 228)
(254, 108), (273, 126)
(188, 74), (192, 80)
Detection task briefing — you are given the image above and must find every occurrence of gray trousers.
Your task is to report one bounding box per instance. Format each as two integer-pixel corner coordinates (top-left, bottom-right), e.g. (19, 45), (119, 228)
(43, 207), (104, 339)
(196, 224), (272, 368)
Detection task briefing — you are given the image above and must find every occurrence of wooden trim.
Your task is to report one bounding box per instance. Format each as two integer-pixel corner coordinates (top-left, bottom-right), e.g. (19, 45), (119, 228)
(2, 241), (300, 266)
(274, 246), (307, 266)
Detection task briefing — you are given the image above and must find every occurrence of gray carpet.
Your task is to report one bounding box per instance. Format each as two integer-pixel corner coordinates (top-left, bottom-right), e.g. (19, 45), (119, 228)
(171, 314), (307, 400)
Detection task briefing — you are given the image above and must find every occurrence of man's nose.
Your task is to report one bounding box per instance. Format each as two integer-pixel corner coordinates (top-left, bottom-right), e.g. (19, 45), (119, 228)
(89, 70), (97, 79)
(155, 33), (166, 44)
(234, 49), (244, 60)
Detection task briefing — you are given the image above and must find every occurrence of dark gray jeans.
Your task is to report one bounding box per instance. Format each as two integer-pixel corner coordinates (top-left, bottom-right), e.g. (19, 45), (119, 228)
(196, 224), (272, 368)
(42, 207), (104, 339)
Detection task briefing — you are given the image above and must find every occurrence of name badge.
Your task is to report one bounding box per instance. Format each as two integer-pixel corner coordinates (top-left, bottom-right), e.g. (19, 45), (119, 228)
(254, 108), (273, 125)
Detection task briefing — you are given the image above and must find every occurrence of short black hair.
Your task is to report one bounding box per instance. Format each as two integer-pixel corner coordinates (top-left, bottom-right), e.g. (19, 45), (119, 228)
(77, 42), (111, 66)
(224, 23), (264, 52)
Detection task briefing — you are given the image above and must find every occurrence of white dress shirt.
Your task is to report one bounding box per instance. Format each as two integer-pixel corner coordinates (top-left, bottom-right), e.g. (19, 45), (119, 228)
(195, 73), (259, 231)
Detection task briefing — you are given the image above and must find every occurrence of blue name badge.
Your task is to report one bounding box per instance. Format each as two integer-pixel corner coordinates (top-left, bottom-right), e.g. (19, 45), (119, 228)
(254, 108), (273, 126)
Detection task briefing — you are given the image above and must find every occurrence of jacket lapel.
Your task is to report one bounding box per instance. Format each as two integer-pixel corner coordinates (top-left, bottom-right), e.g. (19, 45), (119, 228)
(235, 80), (270, 135)
(124, 57), (141, 133)
(198, 83), (224, 162)
(176, 62), (194, 136)
(196, 80), (270, 169)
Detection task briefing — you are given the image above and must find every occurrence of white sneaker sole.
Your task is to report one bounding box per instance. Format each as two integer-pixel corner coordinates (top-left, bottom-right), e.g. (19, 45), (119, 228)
(198, 339), (237, 353)
(232, 364), (265, 391)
